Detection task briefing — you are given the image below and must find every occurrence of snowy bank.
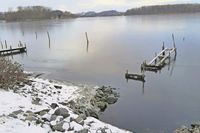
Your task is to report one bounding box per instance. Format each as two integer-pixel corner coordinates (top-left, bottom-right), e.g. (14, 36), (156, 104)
(0, 78), (132, 133)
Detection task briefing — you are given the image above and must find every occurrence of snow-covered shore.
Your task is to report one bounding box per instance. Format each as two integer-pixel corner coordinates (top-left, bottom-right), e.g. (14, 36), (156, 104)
(0, 77), (132, 133)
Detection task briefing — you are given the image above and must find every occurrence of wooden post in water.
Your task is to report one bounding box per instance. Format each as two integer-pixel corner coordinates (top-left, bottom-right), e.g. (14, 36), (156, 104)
(172, 34), (176, 48)
(5, 40), (7, 49)
(85, 32), (89, 53)
(172, 33), (177, 56)
(35, 32), (37, 40)
(1, 41), (3, 49)
(155, 52), (157, 64)
(47, 31), (51, 48)
(126, 70), (129, 82)
(85, 32), (89, 44)
(162, 42), (165, 56)
(19, 41), (22, 47)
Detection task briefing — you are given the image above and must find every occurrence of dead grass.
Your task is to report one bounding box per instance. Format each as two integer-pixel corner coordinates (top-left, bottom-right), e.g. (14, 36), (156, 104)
(0, 57), (27, 90)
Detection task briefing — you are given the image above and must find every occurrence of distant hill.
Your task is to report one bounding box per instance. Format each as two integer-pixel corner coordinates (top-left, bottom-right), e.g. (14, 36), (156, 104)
(125, 4), (200, 15)
(78, 10), (122, 17)
(97, 10), (122, 16)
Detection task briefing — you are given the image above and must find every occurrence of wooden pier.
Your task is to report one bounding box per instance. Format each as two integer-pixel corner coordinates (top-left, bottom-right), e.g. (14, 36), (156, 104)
(125, 70), (145, 82)
(125, 34), (177, 82)
(0, 46), (27, 56)
(141, 47), (176, 72)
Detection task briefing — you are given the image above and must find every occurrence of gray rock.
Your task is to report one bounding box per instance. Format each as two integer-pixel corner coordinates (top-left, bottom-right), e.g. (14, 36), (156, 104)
(59, 102), (68, 106)
(67, 127), (74, 131)
(50, 103), (58, 109)
(79, 114), (87, 120)
(193, 128), (200, 133)
(54, 108), (69, 118)
(54, 85), (62, 89)
(25, 115), (38, 122)
(50, 115), (57, 121)
(8, 113), (18, 118)
(76, 129), (89, 133)
(35, 109), (50, 116)
(86, 108), (98, 119)
(106, 95), (118, 104)
(42, 117), (49, 122)
(51, 122), (65, 132)
(67, 100), (76, 107)
(174, 126), (191, 133)
(12, 109), (24, 115)
(192, 123), (200, 128)
(36, 119), (44, 124)
(96, 102), (107, 111)
(74, 115), (84, 126)
(25, 110), (34, 116)
(32, 97), (41, 105)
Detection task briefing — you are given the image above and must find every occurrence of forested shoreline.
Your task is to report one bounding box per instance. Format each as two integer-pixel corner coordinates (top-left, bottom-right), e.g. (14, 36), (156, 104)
(1, 4), (200, 21)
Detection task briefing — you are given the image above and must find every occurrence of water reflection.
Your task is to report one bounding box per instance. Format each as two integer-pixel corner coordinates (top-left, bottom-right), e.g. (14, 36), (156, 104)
(47, 31), (51, 49)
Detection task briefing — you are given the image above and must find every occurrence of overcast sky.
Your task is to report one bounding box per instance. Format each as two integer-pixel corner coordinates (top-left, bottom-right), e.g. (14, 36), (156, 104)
(0, 0), (199, 13)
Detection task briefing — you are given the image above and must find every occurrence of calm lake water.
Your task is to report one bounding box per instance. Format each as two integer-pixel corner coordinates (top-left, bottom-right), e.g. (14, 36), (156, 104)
(1, 14), (200, 133)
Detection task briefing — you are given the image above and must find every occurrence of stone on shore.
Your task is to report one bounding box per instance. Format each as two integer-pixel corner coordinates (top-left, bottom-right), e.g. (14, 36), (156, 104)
(53, 108), (70, 118)
(51, 121), (65, 132)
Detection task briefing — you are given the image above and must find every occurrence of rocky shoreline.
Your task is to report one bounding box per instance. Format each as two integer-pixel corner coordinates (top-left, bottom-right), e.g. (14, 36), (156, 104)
(0, 77), (131, 133)
(174, 123), (200, 133)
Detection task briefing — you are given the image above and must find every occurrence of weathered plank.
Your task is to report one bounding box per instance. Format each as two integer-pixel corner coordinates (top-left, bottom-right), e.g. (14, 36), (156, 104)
(0, 46), (26, 56)
(125, 70), (145, 82)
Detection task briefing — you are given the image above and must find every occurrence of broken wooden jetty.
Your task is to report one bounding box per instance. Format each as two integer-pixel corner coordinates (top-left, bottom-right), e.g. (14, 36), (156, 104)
(141, 44), (177, 73)
(125, 34), (177, 82)
(125, 70), (145, 82)
(0, 42), (27, 56)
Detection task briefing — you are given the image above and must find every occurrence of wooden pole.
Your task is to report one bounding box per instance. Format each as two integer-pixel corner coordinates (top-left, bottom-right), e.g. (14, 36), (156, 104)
(47, 31), (51, 48)
(155, 52), (157, 64)
(162, 42), (165, 56)
(86, 42), (89, 53)
(19, 41), (23, 47)
(126, 70), (129, 82)
(1, 41), (3, 49)
(172, 34), (176, 48)
(35, 32), (37, 40)
(85, 32), (89, 53)
(142, 82), (145, 95)
(5, 40), (7, 49)
(85, 32), (89, 44)
(172, 34), (177, 56)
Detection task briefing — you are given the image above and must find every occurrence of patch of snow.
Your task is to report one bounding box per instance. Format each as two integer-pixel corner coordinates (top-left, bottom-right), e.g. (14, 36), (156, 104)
(0, 78), (132, 133)
(0, 117), (48, 133)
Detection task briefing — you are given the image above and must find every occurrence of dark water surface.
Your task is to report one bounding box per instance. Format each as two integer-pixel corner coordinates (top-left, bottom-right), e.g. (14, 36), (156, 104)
(1, 14), (200, 133)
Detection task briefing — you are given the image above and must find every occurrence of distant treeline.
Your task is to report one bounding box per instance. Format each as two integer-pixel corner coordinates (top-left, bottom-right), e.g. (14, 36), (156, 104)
(1, 4), (200, 21)
(125, 4), (200, 15)
(0, 6), (75, 21)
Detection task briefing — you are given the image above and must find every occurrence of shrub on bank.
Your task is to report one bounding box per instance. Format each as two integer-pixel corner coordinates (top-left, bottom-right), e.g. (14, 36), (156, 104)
(0, 57), (27, 90)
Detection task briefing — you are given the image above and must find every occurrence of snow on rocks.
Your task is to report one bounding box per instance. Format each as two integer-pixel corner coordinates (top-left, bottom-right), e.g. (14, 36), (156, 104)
(0, 77), (132, 133)
(174, 123), (200, 133)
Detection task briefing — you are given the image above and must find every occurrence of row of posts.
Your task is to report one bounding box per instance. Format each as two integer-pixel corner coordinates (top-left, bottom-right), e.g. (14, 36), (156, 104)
(0, 40), (25, 49)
